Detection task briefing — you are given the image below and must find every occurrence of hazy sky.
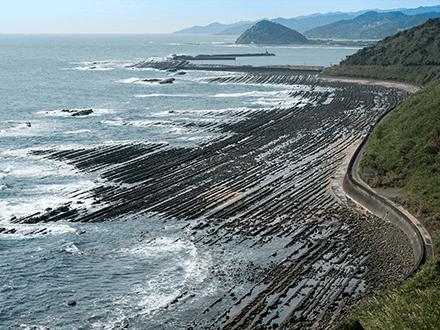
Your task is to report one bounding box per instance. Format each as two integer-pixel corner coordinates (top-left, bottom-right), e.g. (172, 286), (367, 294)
(2, 0), (440, 34)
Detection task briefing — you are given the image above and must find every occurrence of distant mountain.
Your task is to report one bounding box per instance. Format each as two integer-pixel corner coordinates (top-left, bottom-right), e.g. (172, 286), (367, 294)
(235, 20), (308, 45)
(400, 5), (440, 15)
(217, 23), (255, 35)
(217, 13), (357, 34)
(271, 13), (356, 33)
(173, 5), (440, 36)
(322, 17), (440, 85)
(304, 11), (440, 39)
(175, 21), (253, 34)
(175, 13), (356, 35)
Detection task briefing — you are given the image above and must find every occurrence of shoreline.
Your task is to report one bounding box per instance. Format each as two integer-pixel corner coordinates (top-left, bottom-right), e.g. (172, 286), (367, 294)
(8, 69), (421, 329)
(325, 73), (432, 262)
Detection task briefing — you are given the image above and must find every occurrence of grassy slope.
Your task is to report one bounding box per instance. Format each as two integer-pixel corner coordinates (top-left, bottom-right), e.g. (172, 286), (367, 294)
(347, 234), (440, 330)
(340, 73), (440, 330)
(322, 18), (440, 85)
(361, 79), (440, 234)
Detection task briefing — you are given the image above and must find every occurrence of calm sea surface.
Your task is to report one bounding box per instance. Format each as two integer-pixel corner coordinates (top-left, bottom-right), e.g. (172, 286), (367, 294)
(0, 34), (360, 329)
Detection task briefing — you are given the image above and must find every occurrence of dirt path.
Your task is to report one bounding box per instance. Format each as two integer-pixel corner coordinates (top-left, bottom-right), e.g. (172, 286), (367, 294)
(318, 74), (422, 94)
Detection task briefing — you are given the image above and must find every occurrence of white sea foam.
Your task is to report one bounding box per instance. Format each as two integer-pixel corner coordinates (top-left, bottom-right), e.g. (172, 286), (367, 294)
(0, 149), (99, 221)
(0, 218), (76, 240)
(69, 60), (121, 71)
(102, 119), (174, 128)
(73, 66), (114, 71)
(37, 108), (114, 117)
(0, 122), (45, 137)
(178, 135), (212, 141)
(64, 129), (92, 135)
(63, 242), (80, 254)
(124, 237), (211, 313)
(119, 77), (142, 84)
(150, 106), (254, 117)
(134, 93), (206, 98)
(18, 324), (52, 330)
(213, 90), (290, 98)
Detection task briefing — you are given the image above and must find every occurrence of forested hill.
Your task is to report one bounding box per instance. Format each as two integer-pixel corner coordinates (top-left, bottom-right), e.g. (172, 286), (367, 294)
(235, 20), (309, 45)
(322, 18), (440, 85)
(304, 11), (440, 39)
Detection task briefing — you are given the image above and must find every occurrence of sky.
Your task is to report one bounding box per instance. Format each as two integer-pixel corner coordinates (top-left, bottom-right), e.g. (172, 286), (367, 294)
(1, 0), (440, 34)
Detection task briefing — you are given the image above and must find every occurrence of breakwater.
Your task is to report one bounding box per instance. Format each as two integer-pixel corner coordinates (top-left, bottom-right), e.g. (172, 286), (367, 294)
(127, 56), (323, 74)
(172, 53), (276, 61)
(8, 72), (416, 329)
(342, 109), (433, 270)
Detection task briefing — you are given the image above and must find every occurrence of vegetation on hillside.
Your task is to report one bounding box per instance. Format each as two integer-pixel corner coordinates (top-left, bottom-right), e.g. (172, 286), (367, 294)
(341, 233), (440, 330)
(304, 11), (440, 40)
(339, 78), (440, 330)
(322, 17), (440, 85)
(235, 20), (309, 45)
(360, 79), (440, 234)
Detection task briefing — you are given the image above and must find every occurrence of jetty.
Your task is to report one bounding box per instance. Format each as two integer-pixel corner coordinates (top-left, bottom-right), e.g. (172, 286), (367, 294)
(127, 55), (323, 74)
(171, 51), (276, 61)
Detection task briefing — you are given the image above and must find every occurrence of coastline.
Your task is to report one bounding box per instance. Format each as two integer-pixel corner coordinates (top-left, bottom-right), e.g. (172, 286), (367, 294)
(7, 69), (423, 329)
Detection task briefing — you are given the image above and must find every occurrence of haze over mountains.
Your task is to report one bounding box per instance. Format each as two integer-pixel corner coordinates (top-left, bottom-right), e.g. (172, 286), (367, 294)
(304, 11), (440, 39)
(174, 5), (440, 39)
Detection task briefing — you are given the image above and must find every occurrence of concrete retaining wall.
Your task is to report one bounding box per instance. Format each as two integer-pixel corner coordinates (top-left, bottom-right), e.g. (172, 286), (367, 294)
(342, 111), (426, 274)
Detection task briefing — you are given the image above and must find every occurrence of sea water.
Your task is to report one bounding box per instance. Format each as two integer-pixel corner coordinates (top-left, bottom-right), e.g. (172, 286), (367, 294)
(0, 34), (360, 329)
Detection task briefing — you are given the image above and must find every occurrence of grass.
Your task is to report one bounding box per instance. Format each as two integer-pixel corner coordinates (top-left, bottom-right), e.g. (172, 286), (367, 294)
(344, 233), (440, 330)
(360, 79), (440, 235)
(338, 64), (440, 330)
(322, 18), (440, 86)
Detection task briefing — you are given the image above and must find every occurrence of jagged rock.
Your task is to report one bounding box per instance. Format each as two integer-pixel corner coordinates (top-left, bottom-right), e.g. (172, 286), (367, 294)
(141, 78), (175, 84)
(142, 78), (161, 82)
(159, 78), (175, 84)
(61, 109), (93, 117)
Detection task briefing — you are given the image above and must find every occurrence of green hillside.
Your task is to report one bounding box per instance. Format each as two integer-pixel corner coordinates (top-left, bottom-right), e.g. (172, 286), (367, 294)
(343, 234), (440, 330)
(340, 79), (440, 330)
(361, 80), (440, 233)
(323, 17), (440, 85)
(304, 11), (440, 40)
(235, 20), (309, 45)
(330, 17), (440, 330)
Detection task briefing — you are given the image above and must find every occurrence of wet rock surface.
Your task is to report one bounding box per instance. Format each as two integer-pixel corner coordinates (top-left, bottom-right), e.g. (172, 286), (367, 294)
(16, 73), (415, 329)
(61, 108), (93, 116)
(141, 77), (175, 84)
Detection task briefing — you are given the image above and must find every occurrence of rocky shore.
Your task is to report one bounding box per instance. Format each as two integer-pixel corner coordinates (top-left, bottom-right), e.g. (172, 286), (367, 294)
(10, 72), (417, 329)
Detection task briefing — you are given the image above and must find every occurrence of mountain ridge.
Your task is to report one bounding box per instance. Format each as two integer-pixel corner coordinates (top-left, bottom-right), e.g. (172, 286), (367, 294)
(304, 10), (440, 39)
(322, 17), (440, 85)
(173, 5), (440, 35)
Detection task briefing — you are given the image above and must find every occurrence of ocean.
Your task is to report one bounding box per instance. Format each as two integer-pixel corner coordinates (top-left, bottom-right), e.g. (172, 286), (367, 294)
(0, 34), (361, 329)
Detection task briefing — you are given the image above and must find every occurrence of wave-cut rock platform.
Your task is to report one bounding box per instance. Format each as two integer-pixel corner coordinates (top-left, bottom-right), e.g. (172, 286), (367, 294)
(13, 73), (418, 329)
